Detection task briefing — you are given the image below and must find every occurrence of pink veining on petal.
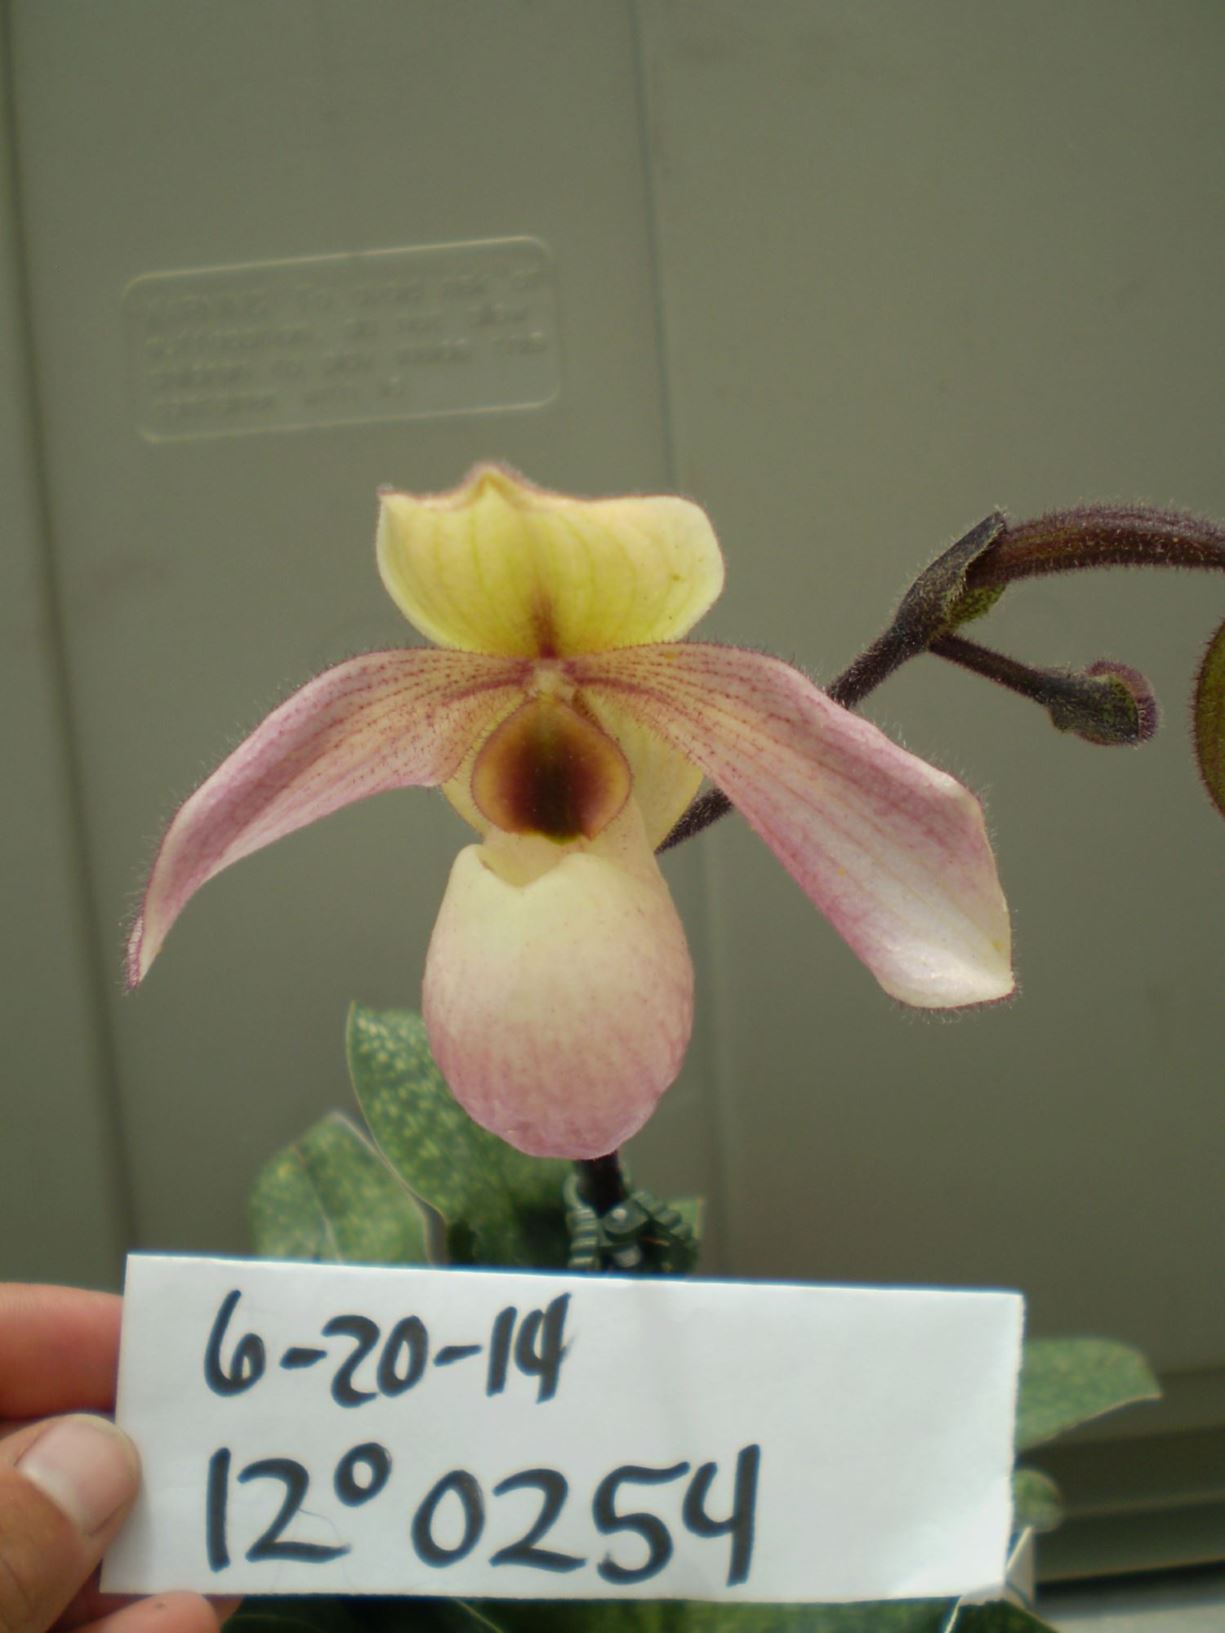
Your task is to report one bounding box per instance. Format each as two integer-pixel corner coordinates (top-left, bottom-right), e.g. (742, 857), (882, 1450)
(127, 648), (528, 986)
(572, 642), (1013, 1009)
(423, 814), (694, 1158)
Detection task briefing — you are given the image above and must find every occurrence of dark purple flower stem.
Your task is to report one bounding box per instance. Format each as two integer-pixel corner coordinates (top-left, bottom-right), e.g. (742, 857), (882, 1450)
(658, 503), (1225, 853)
(629, 504), (1225, 1221)
(929, 634), (1159, 744)
(964, 504), (1225, 588)
(577, 1152), (629, 1213)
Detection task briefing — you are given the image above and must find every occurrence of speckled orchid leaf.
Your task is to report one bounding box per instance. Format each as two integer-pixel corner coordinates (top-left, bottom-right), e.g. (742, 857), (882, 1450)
(229, 1601), (509, 1633)
(227, 1598), (369, 1633)
(249, 1110), (431, 1266)
(1194, 615), (1225, 819)
(228, 1597), (1054, 1633)
(481, 1601), (954, 1633)
(346, 1003), (569, 1267)
(1016, 1338), (1160, 1451)
(949, 1607), (1057, 1633)
(359, 1600), (512, 1632)
(1011, 1467), (1064, 1534)
(440, 1607), (514, 1632)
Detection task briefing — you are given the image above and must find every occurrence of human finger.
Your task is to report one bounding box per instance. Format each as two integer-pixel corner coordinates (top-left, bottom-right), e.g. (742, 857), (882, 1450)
(0, 1414), (139, 1633)
(56, 1583), (241, 1633)
(64, 1592), (228, 1633)
(0, 1287), (122, 1420)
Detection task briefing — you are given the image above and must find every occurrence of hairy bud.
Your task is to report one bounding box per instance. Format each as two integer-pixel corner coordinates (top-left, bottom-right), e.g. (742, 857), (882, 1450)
(932, 636), (1159, 748)
(1049, 661), (1159, 746)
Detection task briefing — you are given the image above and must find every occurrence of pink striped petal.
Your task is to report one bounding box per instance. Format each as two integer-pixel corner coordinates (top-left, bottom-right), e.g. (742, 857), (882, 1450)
(127, 648), (527, 986)
(422, 809), (694, 1157)
(572, 643), (1013, 1008)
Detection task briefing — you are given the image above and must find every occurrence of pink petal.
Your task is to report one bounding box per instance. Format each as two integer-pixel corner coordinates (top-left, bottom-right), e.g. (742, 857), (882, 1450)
(422, 810), (694, 1158)
(127, 649), (526, 986)
(572, 643), (1013, 1008)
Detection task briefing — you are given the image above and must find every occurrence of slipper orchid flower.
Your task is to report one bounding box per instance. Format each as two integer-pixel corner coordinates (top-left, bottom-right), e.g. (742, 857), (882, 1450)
(127, 465), (1012, 1158)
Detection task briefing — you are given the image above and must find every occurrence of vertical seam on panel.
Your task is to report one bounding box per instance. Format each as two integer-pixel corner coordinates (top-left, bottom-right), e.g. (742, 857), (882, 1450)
(629, 0), (679, 491)
(630, 0), (736, 1268)
(0, 0), (138, 1273)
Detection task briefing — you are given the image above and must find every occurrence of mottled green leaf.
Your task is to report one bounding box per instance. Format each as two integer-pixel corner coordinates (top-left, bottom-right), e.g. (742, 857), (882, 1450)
(480, 1602), (953, 1633)
(250, 1110), (430, 1266)
(226, 1598), (369, 1633)
(1194, 614), (1225, 819)
(1010, 1467), (1063, 1534)
(694, 1607), (951, 1633)
(445, 1607), (515, 1633)
(346, 1004), (569, 1267)
(223, 1593), (1054, 1633)
(950, 1606), (1057, 1633)
(224, 1599), (1056, 1633)
(357, 1598), (511, 1632)
(227, 1600), (498, 1633)
(1016, 1338), (1160, 1451)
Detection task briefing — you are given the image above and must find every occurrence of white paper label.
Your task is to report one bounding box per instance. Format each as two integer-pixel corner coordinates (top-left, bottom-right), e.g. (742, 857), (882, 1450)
(104, 1255), (1023, 1602)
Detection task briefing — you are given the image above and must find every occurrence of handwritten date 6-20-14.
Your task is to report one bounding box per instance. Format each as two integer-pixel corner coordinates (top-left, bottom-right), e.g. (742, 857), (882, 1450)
(204, 1287), (570, 1406)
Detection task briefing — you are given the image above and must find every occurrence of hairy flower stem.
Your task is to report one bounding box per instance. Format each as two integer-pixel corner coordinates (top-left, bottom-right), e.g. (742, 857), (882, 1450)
(964, 504), (1225, 588)
(930, 634), (1158, 744)
(660, 502), (1225, 852)
(577, 1152), (629, 1213)
(929, 632), (1080, 703)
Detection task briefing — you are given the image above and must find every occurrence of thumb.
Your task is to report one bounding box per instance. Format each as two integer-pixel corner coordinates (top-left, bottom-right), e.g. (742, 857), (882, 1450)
(0, 1414), (139, 1633)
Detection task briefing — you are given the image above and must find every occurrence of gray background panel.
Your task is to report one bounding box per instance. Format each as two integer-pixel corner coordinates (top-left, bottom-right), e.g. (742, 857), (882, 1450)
(3, 0), (1223, 1528)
